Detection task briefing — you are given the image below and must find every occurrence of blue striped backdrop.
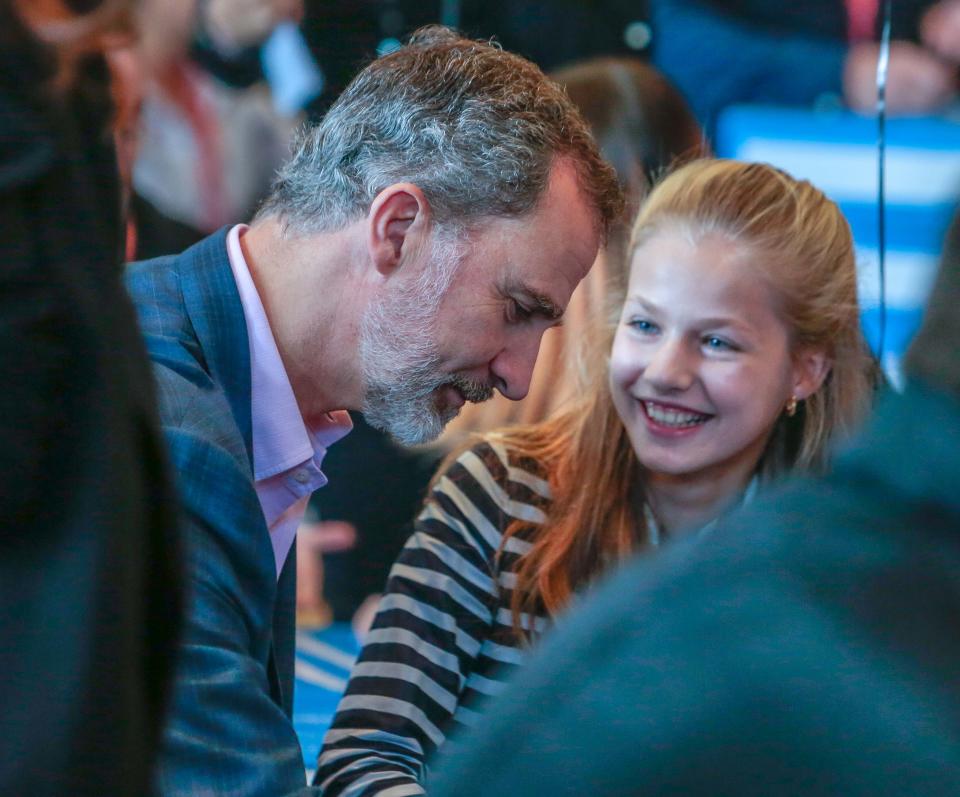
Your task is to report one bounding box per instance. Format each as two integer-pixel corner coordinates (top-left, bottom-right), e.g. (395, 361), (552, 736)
(716, 105), (960, 381)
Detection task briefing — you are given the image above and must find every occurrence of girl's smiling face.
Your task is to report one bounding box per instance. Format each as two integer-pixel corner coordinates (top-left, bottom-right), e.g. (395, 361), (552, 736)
(609, 227), (828, 488)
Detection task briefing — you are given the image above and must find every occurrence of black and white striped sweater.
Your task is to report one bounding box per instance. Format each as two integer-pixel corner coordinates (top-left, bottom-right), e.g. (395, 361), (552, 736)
(315, 439), (553, 796)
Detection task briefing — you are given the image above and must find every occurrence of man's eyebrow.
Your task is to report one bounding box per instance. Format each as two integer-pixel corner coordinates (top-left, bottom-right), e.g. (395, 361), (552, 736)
(530, 291), (563, 320)
(509, 283), (564, 320)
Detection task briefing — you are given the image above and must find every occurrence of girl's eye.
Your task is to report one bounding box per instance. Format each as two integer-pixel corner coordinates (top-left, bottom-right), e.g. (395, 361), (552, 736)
(703, 335), (735, 351)
(629, 318), (658, 334)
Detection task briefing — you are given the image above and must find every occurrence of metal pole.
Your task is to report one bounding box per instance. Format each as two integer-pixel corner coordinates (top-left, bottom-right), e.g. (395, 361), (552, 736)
(875, 0), (892, 363)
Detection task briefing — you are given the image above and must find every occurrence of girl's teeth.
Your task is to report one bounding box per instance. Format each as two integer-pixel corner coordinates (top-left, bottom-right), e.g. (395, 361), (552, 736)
(644, 402), (708, 427)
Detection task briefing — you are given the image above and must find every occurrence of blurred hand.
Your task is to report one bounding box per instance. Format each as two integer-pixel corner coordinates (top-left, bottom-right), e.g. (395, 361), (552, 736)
(203, 0), (304, 51)
(844, 40), (956, 113)
(298, 519), (357, 553)
(921, 0), (960, 63)
(136, 0), (196, 70)
(296, 520), (357, 627)
(105, 44), (144, 212)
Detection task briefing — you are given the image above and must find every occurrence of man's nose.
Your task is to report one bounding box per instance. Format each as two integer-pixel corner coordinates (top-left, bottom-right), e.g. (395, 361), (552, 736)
(490, 333), (543, 401)
(643, 336), (695, 393)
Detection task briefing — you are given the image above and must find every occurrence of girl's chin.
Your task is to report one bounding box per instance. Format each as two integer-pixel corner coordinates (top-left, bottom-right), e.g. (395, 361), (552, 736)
(633, 439), (720, 481)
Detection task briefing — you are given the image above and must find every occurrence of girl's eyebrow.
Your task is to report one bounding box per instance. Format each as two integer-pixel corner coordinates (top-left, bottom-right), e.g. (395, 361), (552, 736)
(697, 315), (749, 331)
(625, 296), (755, 336)
(624, 296), (660, 313)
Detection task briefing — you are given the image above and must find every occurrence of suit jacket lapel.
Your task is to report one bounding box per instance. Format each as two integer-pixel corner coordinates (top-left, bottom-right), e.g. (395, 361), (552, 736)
(178, 227), (254, 470)
(176, 227), (296, 711)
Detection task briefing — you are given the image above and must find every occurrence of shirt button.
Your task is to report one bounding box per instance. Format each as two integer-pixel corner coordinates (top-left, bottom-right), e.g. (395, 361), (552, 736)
(292, 469), (311, 484)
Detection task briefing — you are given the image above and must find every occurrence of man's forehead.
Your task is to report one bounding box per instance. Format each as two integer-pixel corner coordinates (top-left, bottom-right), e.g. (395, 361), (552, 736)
(500, 240), (593, 304)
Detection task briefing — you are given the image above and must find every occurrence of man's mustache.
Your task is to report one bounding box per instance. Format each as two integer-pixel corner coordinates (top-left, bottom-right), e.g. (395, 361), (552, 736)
(447, 374), (494, 404)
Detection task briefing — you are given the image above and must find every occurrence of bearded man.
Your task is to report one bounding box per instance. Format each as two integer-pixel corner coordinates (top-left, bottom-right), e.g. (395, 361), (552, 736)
(125, 25), (621, 797)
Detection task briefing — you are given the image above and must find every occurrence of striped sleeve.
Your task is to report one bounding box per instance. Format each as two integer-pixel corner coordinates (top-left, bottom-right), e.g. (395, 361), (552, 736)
(314, 441), (547, 796)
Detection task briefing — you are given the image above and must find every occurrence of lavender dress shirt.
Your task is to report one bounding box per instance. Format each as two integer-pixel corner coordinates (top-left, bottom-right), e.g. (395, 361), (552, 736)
(226, 224), (351, 578)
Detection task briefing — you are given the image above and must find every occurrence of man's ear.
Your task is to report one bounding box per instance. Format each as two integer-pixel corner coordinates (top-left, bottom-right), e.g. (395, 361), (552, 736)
(791, 346), (832, 401)
(367, 183), (431, 276)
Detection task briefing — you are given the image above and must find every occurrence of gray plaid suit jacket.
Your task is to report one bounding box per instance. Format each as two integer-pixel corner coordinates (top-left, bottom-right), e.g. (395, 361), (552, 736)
(127, 229), (318, 796)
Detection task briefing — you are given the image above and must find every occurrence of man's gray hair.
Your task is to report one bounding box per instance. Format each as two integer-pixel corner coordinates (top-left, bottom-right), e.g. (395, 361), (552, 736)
(257, 26), (622, 235)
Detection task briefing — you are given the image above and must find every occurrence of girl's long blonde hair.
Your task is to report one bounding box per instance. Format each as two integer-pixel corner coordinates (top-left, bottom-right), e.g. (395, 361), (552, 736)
(467, 158), (878, 636)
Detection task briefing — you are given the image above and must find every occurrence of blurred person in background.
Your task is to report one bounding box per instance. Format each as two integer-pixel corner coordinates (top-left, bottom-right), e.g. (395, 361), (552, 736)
(649, 0), (960, 131)
(466, 0), (651, 72)
(427, 205), (960, 797)
(316, 159), (877, 796)
(302, 56), (703, 639)
(130, 0), (303, 259)
(0, 0), (182, 794)
(299, 1), (651, 113)
(125, 26), (620, 796)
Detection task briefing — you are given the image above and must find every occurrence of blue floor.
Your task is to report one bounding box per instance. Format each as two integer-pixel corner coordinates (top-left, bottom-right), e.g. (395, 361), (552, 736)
(294, 623), (361, 771)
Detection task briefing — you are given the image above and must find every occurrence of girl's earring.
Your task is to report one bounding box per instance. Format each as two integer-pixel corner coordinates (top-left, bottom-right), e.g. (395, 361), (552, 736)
(785, 395), (798, 417)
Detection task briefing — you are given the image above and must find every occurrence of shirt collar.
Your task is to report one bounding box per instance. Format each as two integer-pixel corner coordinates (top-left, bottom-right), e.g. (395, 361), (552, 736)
(224, 224), (351, 482)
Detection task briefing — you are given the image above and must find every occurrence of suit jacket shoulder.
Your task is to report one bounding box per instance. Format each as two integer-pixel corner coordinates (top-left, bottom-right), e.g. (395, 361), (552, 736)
(127, 231), (252, 464)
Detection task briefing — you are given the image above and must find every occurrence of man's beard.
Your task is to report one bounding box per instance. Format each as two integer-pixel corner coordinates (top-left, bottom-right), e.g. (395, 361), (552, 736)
(358, 235), (493, 446)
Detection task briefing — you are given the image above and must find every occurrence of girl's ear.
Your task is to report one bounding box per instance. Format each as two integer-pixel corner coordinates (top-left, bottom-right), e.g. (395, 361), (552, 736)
(791, 347), (832, 401)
